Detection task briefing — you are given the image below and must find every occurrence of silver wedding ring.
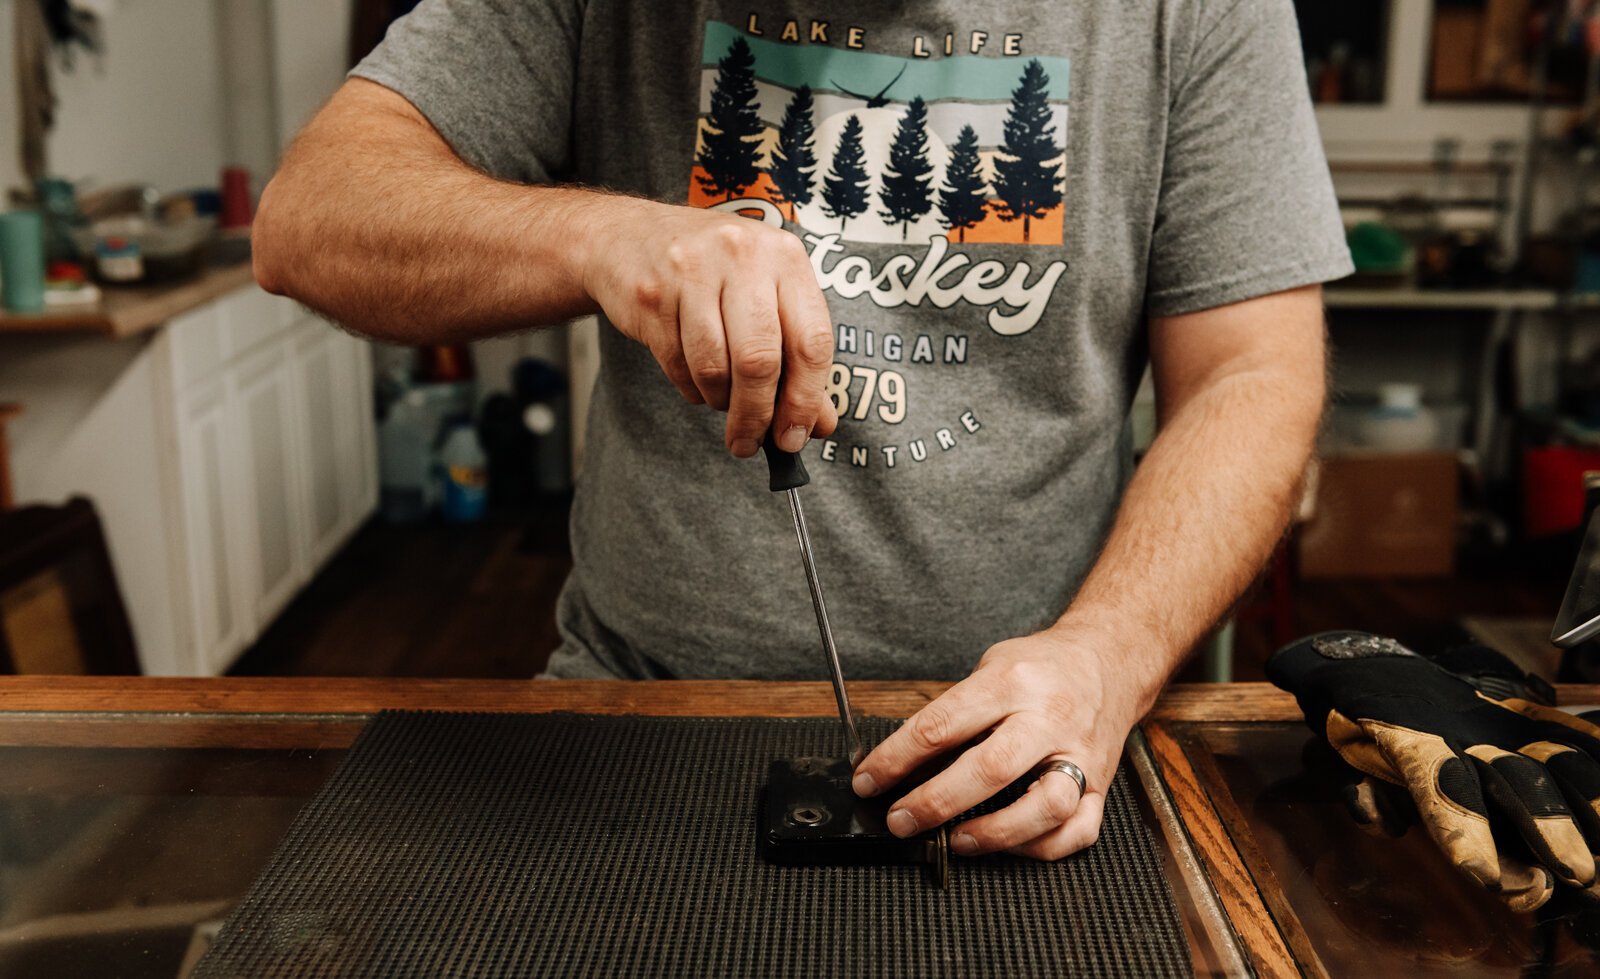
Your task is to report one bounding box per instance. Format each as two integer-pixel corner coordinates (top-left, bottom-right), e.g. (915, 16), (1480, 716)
(1037, 759), (1088, 799)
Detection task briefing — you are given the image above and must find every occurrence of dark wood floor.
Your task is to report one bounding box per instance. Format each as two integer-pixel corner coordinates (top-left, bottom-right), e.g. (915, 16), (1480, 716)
(234, 497), (1571, 683)
(231, 502), (573, 678)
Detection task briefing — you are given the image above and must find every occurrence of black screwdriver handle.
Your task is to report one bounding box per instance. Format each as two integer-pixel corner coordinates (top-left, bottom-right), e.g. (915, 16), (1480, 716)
(761, 430), (811, 492)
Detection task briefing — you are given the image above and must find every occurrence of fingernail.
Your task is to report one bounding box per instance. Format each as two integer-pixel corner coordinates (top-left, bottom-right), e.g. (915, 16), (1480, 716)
(777, 425), (808, 453)
(852, 771), (878, 797)
(731, 438), (758, 458)
(952, 833), (978, 856)
(887, 808), (918, 838)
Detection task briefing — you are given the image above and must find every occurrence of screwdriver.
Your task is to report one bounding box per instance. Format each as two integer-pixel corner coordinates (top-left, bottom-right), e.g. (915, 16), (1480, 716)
(761, 432), (865, 767)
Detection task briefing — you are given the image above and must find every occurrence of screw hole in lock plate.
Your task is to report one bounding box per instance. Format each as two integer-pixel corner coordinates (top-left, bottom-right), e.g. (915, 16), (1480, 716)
(789, 806), (828, 827)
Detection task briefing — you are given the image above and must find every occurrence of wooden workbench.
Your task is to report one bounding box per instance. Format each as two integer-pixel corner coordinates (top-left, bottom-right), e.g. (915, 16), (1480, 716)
(0, 678), (1595, 977)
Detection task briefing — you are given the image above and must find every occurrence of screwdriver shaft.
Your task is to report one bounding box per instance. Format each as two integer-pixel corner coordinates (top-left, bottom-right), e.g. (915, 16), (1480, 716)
(785, 487), (864, 766)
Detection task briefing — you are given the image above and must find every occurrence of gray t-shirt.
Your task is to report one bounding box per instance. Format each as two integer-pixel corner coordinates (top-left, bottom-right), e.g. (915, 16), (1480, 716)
(355, 0), (1353, 680)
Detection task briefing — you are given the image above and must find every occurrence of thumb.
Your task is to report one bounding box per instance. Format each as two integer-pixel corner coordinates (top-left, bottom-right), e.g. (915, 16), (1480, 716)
(1367, 723), (1506, 897)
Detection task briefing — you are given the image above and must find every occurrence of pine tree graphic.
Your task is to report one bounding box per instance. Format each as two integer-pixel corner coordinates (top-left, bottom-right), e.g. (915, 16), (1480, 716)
(768, 85), (818, 221)
(992, 60), (1063, 243)
(821, 115), (870, 233)
(877, 96), (934, 241)
(696, 37), (765, 202)
(938, 124), (988, 244)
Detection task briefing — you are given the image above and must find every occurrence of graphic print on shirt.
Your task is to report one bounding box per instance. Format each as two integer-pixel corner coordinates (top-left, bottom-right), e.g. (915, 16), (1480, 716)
(688, 18), (1071, 474)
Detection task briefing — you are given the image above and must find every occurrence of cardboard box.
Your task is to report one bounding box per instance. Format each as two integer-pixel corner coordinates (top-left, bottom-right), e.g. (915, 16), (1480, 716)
(1299, 452), (1459, 578)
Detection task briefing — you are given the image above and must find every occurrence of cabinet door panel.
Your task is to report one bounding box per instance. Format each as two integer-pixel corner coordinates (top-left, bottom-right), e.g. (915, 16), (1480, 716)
(233, 345), (304, 626)
(169, 304), (226, 395)
(176, 383), (247, 673)
(294, 331), (346, 566)
(349, 336), (379, 516)
(222, 287), (295, 361)
(331, 334), (374, 537)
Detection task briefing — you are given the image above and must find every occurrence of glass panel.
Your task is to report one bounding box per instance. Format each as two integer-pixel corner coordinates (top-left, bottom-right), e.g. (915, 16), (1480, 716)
(1190, 722), (1599, 977)
(0, 715), (353, 975)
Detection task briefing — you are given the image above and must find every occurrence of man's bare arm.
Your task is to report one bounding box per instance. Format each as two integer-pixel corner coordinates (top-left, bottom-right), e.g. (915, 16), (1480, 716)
(1059, 283), (1328, 712)
(855, 284), (1327, 859)
(254, 78), (836, 457)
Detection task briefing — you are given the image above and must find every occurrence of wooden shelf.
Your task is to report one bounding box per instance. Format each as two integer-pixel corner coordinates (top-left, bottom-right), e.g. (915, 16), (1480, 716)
(1329, 160), (1509, 177)
(0, 261), (256, 339)
(1325, 287), (1563, 311)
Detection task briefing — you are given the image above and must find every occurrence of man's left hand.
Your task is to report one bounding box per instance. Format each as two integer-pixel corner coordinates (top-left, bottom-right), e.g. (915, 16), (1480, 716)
(850, 628), (1148, 859)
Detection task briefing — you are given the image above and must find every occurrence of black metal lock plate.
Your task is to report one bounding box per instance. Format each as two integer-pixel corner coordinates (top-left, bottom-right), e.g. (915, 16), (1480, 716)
(760, 756), (948, 887)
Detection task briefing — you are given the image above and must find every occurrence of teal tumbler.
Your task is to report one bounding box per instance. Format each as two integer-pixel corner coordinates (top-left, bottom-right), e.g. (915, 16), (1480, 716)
(0, 210), (47, 314)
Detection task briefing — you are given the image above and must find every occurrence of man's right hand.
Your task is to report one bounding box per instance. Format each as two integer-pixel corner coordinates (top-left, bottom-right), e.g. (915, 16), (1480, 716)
(578, 199), (838, 458)
(256, 80), (835, 459)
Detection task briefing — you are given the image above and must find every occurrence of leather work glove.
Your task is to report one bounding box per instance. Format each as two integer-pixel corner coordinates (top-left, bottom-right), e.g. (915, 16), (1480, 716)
(1267, 631), (1600, 912)
(1309, 644), (1561, 840)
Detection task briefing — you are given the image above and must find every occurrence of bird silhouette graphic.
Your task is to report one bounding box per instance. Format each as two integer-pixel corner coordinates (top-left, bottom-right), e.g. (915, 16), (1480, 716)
(830, 64), (908, 108)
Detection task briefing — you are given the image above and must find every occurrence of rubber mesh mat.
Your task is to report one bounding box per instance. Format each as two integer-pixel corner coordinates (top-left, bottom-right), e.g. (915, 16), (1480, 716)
(196, 712), (1192, 978)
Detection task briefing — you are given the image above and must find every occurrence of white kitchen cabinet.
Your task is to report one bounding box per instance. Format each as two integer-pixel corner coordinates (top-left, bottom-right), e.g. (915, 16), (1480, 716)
(171, 377), (250, 674)
(291, 325), (346, 568)
(230, 340), (305, 632)
(289, 322), (376, 570)
(341, 331), (379, 530)
(152, 284), (376, 674)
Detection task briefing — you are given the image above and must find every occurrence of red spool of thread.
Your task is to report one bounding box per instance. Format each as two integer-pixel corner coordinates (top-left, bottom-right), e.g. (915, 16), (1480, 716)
(220, 167), (254, 229)
(414, 344), (476, 383)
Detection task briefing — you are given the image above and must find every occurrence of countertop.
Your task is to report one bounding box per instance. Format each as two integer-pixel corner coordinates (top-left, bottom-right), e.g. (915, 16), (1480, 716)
(0, 261), (256, 338)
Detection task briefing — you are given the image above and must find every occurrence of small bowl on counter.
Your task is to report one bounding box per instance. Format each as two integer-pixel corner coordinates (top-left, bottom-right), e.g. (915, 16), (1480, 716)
(71, 214), (218, 285)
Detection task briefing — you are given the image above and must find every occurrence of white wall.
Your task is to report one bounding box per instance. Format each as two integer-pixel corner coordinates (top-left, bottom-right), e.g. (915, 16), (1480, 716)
(0, 0), (232, 195)
(271, 0), (354, 142)
(0, 0), (359, 199)
(216, 0), (282, 183)
(0, 1), (21, 197)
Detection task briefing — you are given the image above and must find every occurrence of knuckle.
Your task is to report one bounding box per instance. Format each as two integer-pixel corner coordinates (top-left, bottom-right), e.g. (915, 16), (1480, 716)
(732, 344), (782, 381)
(909, 705), (956, 754)
(689, 359), (730, 387)
(999, 661), (1048, 693)
(714, 221), (753, 252)
(975, 738), (1027, 789)
(680, 329), (728, 370)
(781, 232), (810, 260)
(793, 325), (835, 368)
(1039, 783), (1078, 825)
(664, 243), (695, 273)
(918, 788), (962, 824)
(633, 278), (666, 312)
